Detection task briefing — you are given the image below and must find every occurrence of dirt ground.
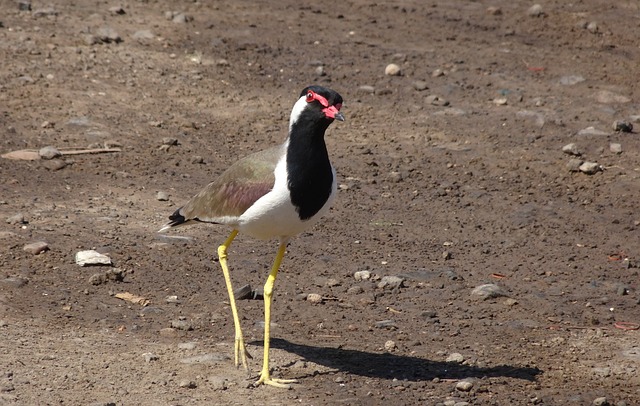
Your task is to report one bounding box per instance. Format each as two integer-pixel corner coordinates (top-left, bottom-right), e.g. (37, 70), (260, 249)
(1, 0), (640, 404)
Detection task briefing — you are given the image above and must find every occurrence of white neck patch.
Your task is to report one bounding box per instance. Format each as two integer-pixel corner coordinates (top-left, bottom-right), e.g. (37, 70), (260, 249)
(289, 95), (308, 132)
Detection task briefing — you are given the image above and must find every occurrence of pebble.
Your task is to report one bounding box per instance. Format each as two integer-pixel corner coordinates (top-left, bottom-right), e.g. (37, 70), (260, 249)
(579, 161), (601, 175)
(314, 66), (325, 76)
(178, 342), (196, 350)
(23, 241), (49, 255)
(487, 6), (502, 15)
(455, 380), (474, 392)
(613, 121), (633, 133)
(162, 137), (178, 146)
(109, 6), (125, 15)
(378, 275), (405, 289)
(559, 75), (585, 85)
(566, 159), (583, 172)
(132, 30), (154, 40)
(307, 293), (323, 303)
(208, 376), (228, 390)
(41, 159), (67, 171)
(384, 340), (397, 351)
(172, 13), (192, 24)
(562, 143), (581, 156)
(384, 63), (402, 76)
(156, 191), (169, 201)
(375, 320), (396, 329)
(159, 327), (178, 337)
(527, 4), (544, 17)
(171, 319), (193, 331)
(6, 213), (26, 224)
(470, 284), (507, 300)
(413, 80), (428, 91)
(142, 352), (158, 362)
(358, 85), (375, 94)
(178, 379), (196, 389)
(426, 95), (449, 106)
(96, 27), (121, 43)
(388, 171), (403, 183)
(347, 285), (364, 295)
(191, 155), (204, 164)
(75, 250), (112, 266)
(609, 143), (622, 154)
(592, 397), (609, 406)
(578, 127), (608, 136)
(595, 90), (630, 104)
(446, 352), (465, 363)
(493, 97), (508, 106)
(431, 68), (444, 77)
(1, 277), (28, 288)
(33, 7), (58, 17)
(39, 146), (61, 159)
(354, 270), (371, 281)
(586, 21), (599, 34)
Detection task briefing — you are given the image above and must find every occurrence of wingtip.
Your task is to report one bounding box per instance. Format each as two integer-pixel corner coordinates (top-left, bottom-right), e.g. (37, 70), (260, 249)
(158, 209), (187, 233)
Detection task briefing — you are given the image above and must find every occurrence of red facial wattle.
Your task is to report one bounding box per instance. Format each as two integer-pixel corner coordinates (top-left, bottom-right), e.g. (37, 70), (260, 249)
(306, 90), (344, 121)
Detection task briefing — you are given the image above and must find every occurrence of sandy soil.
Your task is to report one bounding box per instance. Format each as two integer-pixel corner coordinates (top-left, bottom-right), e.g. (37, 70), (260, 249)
(1, 0), (640, 405)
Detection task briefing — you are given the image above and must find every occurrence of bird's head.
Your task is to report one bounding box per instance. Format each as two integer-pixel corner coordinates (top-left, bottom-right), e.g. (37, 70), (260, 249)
(289, 85), (344, 132)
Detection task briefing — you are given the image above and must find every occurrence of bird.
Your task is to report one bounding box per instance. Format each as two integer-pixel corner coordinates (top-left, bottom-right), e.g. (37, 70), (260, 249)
(159, 85), (344, 388)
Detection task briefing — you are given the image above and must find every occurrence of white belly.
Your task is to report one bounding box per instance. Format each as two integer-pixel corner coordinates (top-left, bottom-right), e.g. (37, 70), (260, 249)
(237, 157), (336, 241)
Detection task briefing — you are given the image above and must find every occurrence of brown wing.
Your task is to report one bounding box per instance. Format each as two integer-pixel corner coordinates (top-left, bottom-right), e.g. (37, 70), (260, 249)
(175, 144), (283, 224)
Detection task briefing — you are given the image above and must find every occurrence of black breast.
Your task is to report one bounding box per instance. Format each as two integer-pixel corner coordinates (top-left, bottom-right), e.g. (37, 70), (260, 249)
(286, 125), (334, 221)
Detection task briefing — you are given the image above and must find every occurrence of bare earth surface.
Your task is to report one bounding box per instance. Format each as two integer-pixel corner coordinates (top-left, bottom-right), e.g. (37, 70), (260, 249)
(1, 1), (640, 405)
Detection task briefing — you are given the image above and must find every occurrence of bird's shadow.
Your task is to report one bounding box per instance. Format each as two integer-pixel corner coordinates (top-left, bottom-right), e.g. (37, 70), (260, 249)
(256, 338), (541, 382)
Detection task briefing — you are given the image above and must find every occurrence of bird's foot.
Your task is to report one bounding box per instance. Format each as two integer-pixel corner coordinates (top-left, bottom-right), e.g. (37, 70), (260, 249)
(254, 372), (298, 389)
(234, 336), (252, 370)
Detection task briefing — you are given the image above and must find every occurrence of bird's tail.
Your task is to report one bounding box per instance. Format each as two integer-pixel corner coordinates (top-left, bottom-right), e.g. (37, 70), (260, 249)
(158, 208), (188, 232)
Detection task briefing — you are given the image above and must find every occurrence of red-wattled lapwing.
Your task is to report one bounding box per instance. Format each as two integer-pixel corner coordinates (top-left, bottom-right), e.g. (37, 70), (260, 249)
(159, 85), (344, 388)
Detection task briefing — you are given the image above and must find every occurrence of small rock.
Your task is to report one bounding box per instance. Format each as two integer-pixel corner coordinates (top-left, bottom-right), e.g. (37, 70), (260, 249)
(209, 376), (228, 390)
(503, 298), (519, 306)
(446, 352), (465, 363)
(375, 320), (396, 329)
(378, 275), (405, 290)
(456, 380), (474, 392)
(527, 4), (544, 17)
(471, 284), (507, 300)
(384, 340), (397, 351)
(0, 320), (7, 327)
(578, 127), (608, 136)
(609, 143), (622, 154)
(326, 278), (340, 287)
(562, 143), (581, 156)
(162, 137), (178, 146)
(413, 80), (428, 91)
(171, 319), (193, 331)
(592, 397), (609, 406)
(172, 13), (192, 24)
(132, 30), (154, 40)
(314, 66), (325, 76)
(142, 352), (158, 362)
(159, 327), (178, 337)
(38, 146), (61, 160)
(33, 7), (58, 17)
(595, 90), (630, 104)
(384, 63), (402, 76)
(354, 270), (371, 281)
(6, 213), (26, 225)
(96, 27), (121, 43)
(431, 68), (444, 77)
(567, 158), (584, 172)
(616, 285), (628, 296)
(493, 97), (508, 106)
(191, 155), (204, 164)
(579, 161), (601, 175)
(156, 191), (169, 201)
(109, 6), (125, 15)
(75, 250), (112, 266)
(613, 121), (633, 133)
(425, 95), (449, 106)
(347, 285), (364, 295)
(307, 293), (323, 303)
(0, 277), (28, 288)
(178, 342), (196, 350)
(358, 85), (375, 94)
(586, 21), (599, 34)
(486, 6), (502, 15)
(41, 159), (66, 171)
(388, 171), (403, 183)
(23, 241), (49, 255)
(559, 75), (585, 86)
(18, 1), (31, 11)
(178, 379), (197, 389)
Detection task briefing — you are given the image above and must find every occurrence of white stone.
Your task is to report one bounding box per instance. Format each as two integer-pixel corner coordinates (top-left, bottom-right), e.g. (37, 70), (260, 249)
(75, 250), (112, 266)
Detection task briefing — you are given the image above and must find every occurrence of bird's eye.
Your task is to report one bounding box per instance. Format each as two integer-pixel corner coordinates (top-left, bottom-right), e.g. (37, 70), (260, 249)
(306, 91), (315, 103)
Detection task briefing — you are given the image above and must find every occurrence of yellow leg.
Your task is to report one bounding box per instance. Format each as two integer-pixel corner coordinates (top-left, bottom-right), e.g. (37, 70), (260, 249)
(217, 230), (252, 369)
(255, 243), (298, 388)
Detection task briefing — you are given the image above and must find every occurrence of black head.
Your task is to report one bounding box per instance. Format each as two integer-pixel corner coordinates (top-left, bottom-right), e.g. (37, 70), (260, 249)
(289, 85), (344, 131)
